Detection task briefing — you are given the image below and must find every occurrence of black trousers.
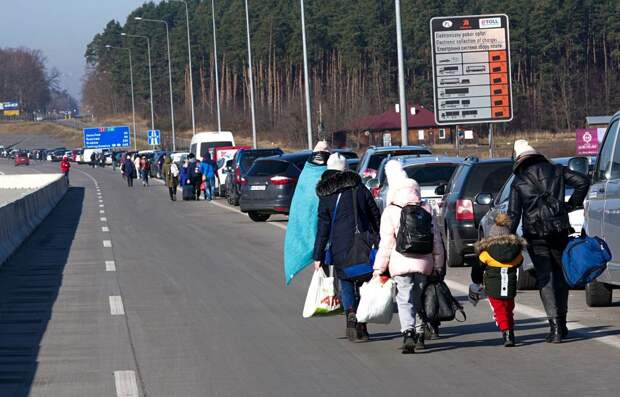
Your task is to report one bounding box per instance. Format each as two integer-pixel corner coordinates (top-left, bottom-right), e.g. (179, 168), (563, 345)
(526, 232), (570, 319)
(127, 177), (134, 187)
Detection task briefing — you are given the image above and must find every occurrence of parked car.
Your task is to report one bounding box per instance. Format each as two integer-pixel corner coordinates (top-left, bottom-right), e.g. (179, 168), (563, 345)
(14, 152), (30, 166)
(584, 110), (620, 306)
(479, 157), (590, 290)
(436, 157), (514, 267)
(239, 151), (310, 222)
(368, 156), (463, 213)
(357, 145), (432, 180)
(225, 148), (284, 205)
(190, 131), (235, 159)
(170, 152), (189, 166)
(211, 145), (251, 197)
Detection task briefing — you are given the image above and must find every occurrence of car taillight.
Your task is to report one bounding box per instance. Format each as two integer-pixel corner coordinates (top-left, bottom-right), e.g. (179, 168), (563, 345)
(270, 176), (296, 185)
(235, 167), (242, 184)
(371, 187), (381, 198)
(455, 199), (474, 221)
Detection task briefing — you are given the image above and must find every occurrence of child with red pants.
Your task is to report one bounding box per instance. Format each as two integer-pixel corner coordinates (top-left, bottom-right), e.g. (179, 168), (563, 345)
(469, 213), (525, 347)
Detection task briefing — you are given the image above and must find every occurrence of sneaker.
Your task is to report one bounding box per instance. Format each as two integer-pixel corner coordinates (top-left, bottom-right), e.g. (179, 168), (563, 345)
(356, 322), (369, 342)
(502, 330), (515, 347)
(346, 311), (357, 342)
(402, 330), (416, 354)
(415, 330), (426, 350)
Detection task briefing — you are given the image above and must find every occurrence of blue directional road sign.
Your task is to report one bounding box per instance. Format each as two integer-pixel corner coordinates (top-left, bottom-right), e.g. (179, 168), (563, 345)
(83, 126), (131, 149)
(147, 130), (161, 146)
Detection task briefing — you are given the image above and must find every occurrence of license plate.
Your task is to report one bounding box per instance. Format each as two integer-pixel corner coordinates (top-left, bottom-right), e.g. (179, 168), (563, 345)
(250, 185), (266, 191)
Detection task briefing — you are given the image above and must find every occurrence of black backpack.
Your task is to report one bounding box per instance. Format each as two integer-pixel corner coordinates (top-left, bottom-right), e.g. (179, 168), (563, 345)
(394, 204), (434, 255)
(523, 167), (570, 237)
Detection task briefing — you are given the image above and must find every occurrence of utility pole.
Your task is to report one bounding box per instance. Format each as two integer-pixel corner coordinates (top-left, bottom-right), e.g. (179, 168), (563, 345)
(244, 0), (258, 148)
(172, 0), (196, 135)
(395, 0), (408, 146)
(211, 0), (222, 132)
(105, 45), (137, 151)
(488, 123), (494, 158)
(300, 0), (313, 149)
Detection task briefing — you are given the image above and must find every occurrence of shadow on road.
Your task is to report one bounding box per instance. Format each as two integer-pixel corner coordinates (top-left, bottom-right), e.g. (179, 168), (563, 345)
(0, 187), (84, 396)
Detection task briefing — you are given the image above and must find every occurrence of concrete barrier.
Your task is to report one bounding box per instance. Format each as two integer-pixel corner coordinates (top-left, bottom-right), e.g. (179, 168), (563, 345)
(0, 173), (68, 265)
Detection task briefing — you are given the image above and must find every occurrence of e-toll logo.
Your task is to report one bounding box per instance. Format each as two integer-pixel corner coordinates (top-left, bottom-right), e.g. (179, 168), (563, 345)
(430, 14), (513, 125)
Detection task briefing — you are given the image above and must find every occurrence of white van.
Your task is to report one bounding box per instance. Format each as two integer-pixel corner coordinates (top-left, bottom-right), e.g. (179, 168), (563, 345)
(189, 131), (235, 160)
(82, 149), (102, 164)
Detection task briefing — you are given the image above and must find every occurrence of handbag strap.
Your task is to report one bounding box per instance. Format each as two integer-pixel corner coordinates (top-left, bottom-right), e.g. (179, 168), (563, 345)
(327, 193), (342, 247)
(351, 186), (360, 234)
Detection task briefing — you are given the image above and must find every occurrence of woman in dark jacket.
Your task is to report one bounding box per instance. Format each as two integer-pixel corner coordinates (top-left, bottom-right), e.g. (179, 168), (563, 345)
(312, 153), (381, 342)
(121, 157), (137, 187)
(507, 139), (590, 343)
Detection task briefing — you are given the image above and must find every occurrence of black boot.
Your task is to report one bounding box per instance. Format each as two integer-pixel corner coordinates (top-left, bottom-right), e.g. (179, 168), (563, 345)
(402, 329), (416, 354)
(557, 316), (568, 338)
(346, 311), (357, 342)
(503, 330), (515, 347)
(415, 327), (426, 350)
(545, 319), (562, 343)
(356, 322), (369, 342)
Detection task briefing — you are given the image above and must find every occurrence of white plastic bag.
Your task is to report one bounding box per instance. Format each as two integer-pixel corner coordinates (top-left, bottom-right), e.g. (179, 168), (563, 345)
(302, 268), (342, 318)
(356, 277), (396, 324)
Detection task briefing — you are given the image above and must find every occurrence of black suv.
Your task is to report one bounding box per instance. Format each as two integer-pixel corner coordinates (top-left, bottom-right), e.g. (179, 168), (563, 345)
(225, 148), (284, 205)
(436, 157), (514, 267)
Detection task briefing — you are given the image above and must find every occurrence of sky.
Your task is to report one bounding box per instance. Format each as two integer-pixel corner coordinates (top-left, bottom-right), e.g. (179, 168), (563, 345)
(0, 0), (150, 101)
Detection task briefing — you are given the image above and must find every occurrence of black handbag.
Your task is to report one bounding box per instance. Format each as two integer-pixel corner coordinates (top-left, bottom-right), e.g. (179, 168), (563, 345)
(340, 187), (376, 281)
(421, 279), (466, 323)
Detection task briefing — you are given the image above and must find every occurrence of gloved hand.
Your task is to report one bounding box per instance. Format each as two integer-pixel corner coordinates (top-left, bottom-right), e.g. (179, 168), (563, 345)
(468, 283), (484, 306)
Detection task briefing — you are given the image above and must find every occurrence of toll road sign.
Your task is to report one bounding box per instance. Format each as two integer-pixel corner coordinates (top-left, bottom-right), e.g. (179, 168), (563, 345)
(147, 130), (160, 146)
(430, 14), (513, 125)
(83, 126), (131, 149)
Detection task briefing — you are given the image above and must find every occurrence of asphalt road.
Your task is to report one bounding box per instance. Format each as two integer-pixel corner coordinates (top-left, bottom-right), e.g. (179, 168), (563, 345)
(1, 158), (620, 397)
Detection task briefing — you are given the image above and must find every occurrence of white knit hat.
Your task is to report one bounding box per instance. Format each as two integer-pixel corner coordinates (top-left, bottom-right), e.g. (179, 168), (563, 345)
(327, 153), (347, 171)
(313, 140), (329, 153)
(384, 160), (407, 184)
(513, 139), (538, 159)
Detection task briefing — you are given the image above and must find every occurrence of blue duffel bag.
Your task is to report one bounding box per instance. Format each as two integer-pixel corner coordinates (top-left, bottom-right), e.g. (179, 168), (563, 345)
(562, 233), (612, 288)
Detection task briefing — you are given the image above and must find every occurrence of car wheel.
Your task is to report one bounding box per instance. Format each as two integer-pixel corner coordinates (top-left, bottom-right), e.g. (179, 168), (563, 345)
(446, 228), (463, 267)
(248, 211), (270, 222)
(232, 190), (240, 206)
(517, 267), (537, 290)
(227, 189), (235, 205)
(585, 280), (613, 307)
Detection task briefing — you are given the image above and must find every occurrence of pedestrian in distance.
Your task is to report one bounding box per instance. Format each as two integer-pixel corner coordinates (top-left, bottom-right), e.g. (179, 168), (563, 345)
(507, 139), (590, 343)
(372, 160), (445, 354)
(121, 156), (137, 187)
(90, 151), (96, 168)
(470, 213), (525, 347)
(133, 155), (141, 181)
(180, 160), (194, 201)
(60, 155), (71, 185)
(140, 155), (151, 186)
(187, 153), (201, 200)
(313, 153), (381, 342)
(200, 154), (216, 201)
(162, 156), (179, 201)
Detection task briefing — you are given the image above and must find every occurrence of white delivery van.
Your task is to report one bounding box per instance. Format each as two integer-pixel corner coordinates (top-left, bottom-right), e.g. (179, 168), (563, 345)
(82, 149), (103, 164)
(189, 131), (235, 160)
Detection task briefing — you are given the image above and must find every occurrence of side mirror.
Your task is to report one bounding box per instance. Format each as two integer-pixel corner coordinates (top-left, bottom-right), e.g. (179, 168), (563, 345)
(435, 184), (446, 196)
(366, 178), (380, 190)
(475, 192), (494, 206)
(568, 156), (589, 175)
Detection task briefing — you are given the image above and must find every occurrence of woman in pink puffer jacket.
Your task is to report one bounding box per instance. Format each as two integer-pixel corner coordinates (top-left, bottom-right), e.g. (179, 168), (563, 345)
(372, 160), (445, 353)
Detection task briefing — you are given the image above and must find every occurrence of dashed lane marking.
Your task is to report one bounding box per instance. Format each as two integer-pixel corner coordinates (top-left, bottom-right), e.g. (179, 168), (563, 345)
(100, 217), (107, 222)
(103, 240), (112, 248)
(114, 370), (139, 397)
(100, 204), (105, 208)
(106, 261), (117, 272)
(100, 210), (105, 214)
(109, 296), (125, 315)
(102, 226), (110, 232)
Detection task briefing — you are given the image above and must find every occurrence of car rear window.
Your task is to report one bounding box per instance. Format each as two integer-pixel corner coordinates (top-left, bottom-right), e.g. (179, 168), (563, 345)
(248, 160), (289, 176)
(463, 162), (513, 197)
(368, 149), (431, 170)
(405, 164), (458, 187)
(240, 150), (283, 172)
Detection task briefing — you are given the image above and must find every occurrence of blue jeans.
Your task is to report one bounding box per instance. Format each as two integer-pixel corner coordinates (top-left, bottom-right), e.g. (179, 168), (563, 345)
(338, 278), (361, 313)
(205, 177), (216, 200)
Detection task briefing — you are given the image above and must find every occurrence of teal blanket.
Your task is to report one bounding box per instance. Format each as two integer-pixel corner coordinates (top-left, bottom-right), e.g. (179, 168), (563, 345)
(284, 162), (326, 284)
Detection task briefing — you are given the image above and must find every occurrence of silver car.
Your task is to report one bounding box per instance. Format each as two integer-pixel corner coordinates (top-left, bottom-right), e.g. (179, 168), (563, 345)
(479, 157), (591, 290)
(584, 110), (620, 306)
(368, 156), (463, 213)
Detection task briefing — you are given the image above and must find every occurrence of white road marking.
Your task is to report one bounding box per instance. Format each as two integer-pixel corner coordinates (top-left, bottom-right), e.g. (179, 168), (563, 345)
(444, 279), (620, 351)
(99, 204), (105, 208)
(100, 210), (105, 214)
(102, 226), (110, 232)
(100, 217), (107, 222)
(99, 199), (103, 203)
(109, 296), (125, 315)
(105, 261), (116, 272)
(103, 240), (112, 248)
(114, 370), (139, 397)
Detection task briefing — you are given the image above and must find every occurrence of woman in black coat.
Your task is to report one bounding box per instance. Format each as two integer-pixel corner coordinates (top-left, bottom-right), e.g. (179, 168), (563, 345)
(312, 153), (381, 341)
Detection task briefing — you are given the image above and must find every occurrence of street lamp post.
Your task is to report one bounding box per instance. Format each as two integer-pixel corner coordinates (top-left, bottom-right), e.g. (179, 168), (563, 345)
(300, 0), (313, 150)
(210, 0), (222, 132)
(244, 0), (257, 148)
(135, 17), (176, 151)
(106, 45), (137, 151)
(395, 0), (408, 146)
(121, 33), (155, 137)
(171, 0), (196, 135)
